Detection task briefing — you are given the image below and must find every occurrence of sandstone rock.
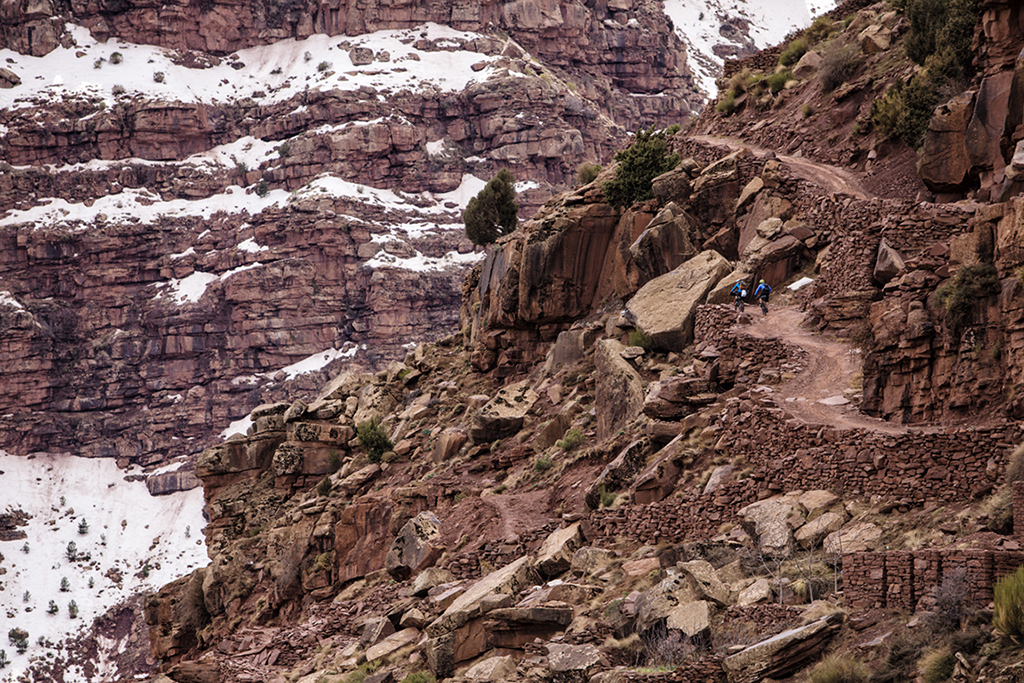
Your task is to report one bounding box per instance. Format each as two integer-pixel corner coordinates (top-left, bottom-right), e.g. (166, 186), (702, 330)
(738, 496), (806, 560)
(625, 250), (732, 351)
(432, 428), (467, 464)
(536, 522), (586, 579)
(799, 600), (845, 625)
(400, 608), (429, 629)
(366, 627), (421, 663)
(873, 239), (905, 286)
(622, 557), (661, 577)
(679, 560), (730, 606)
(919, 91), (975, 192)
(797, 490), (840, 522)
(546, 642), (602, 680)
(627, 202), (699, 284)
(469, 381), (538, 443)
(666, 599), (712, 639)
(708, 267), (754, 305)
(858, 24), (892, 53)
(428, 557), (533, 636)
(586, 439), (648, 508)
(703, 465), (734, 495)
(413, 567), (457, 597)
(1006, 140), (1024, 182)
(634, 572), (698, 634)
(756, 217), (785, 240)
(385, 511), (443, 581)
(723, 613), (844, 683)
(823, 522), (882, 555)
(594, 341), (645, 440)
(736, 578), (772, 606)
(335, 464), (381, 496)
(794, 512), (845, 549)
(571, 547), (616, 576)
(361, 616), (397, 646)
(651, 168), (692, 205)
(465, 654), (517, 680)
(791, 50), (822, 79)
(0, 68), (21, 88)
(146, 468), (201, 495)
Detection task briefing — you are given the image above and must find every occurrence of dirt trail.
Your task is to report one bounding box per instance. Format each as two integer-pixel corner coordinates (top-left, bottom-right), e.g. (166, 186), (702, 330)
(737, 306), (908, 434)
(690, 134), (871, 200)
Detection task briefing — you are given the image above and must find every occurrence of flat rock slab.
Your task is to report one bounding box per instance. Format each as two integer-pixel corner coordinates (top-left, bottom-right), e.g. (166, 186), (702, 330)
(723, 614), (843, 683)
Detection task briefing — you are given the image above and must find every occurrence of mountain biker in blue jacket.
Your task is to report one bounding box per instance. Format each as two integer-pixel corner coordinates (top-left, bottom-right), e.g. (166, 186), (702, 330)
(754, 279), (772, 316)
(729, 279), (747, 312)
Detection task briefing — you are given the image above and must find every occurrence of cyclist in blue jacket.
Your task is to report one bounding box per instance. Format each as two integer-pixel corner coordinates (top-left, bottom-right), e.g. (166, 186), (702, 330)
(754, 279), (772, 316)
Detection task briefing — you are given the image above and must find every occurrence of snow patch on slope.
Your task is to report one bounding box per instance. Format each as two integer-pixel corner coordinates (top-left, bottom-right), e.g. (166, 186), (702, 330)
(0, 451), (208, 681)
(664, 0), (837, 96)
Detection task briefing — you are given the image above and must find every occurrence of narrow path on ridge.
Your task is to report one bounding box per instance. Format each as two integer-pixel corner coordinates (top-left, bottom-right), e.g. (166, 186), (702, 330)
(690, 134), (871, 200)
(736, 306), (911, 434)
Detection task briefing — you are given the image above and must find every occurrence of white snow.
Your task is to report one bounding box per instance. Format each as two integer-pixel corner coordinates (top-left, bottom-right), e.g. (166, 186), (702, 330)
(0, 291), (25, 309)
(220, 415), (253, 440)
(425, 140), (448, 158)
(662, 0), (837, 95)
(277, 344), (364, 380)
(364, 248), (484, 272)
(514, 180), (540, 192)
(0, 23), (505, 111)
(0, 451), (208, 681)
(236, 237), (266, 253)
(160, 271), (219, 305)
(788, 276), (814, 290)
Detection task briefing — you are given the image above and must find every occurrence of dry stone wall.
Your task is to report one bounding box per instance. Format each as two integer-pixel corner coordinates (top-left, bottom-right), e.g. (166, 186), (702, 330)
(843, 549), (1024, 611)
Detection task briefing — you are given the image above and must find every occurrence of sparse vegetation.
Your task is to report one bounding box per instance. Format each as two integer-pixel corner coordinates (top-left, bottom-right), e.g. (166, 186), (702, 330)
(78, 518), (89, 534)
(930, 568), (970, 632)
(765, 70), (793, 94)
(399, 672), (436, 683)
(598, 484), (617, 507)
(805, 16), (834, 43)
(807, 654), (870, 683)
(317, 60), (332, 72)
(557, 428), (584, 451)
(463, 168), (519, 245)
(577, 162), (602, 185)
(819, 43), (861, 92)
(534, 456), (554, 472)
(110, 51), (123, 64)
(357, 418), (393, 463)
(66, 541), (77, 561)
(603, 125), (680, 208)
(8, 629), (28, 655)
(47, 600), (58, 615)
(317, 475), (333, 497)
(994, 565), (1024, 640)
(153, 71), (165, 83)
(919, 647), (955, 683)
(802, 103), (815, 118)
(112, 84), (126, 96)
(628, 329), (653, 350)
(779, 38), (808, 67)
(60, 577), (70, 592)
(256, 179), (270, 197)
(934, 263), (999, 338)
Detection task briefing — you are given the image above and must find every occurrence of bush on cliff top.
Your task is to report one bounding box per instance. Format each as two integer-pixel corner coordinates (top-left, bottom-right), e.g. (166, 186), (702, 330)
(603, 125), (680, 208)
(463, 168), (518, 246)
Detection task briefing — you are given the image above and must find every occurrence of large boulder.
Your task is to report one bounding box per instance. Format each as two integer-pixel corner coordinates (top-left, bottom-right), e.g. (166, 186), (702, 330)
(626, 250), (732, 351)
(723, 613), (844, 683)
(469, 381), (539, 443)
(427, 557), (534, 635)
(535, 523), (587, 579)
(626, 202), (700, 285)
(594, 340), (646, 440)
(873, 239), (905, 286)
(679, 560), (730, 606)
(633, 572), (698, 634)
(794, 512), (845, 550)
(385, 511), (444, 581)
(546, 643), (603, 683)
(666, 600), (712, 640)
(823, 522), (882, 555)
(738, 496), (806, 560)
(919, 91), (976, 192)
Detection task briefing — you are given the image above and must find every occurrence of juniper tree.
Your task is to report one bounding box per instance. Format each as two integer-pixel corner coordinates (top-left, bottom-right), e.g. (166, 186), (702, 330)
(463, 168), (519, 246)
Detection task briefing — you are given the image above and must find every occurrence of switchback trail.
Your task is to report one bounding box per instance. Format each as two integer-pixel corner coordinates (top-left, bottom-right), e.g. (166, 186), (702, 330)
(737, 306), (909, 434)
(690, 134), (871, 200)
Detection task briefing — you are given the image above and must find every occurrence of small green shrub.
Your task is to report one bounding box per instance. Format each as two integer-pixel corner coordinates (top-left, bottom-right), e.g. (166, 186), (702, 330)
(317, 60), (332, 72)
(277, 141), (291, 158)
(935, 263), (999, 338)
(920, 647), (955, 683)
(994, 566), (1024, 640)
(1006, 442), (1024, 484)
(779, 38), (808, 66)
(820, 43), (861, 92)
(715, 88), (739, 114)
(47, 600), (58, 615)
(93, 57), (105, 69)
(577, 162), (602, 185)
(805, 16), (834, 43)
(806, 654), (870, 683)
(598, 484), (617, 507)
(112, 84), (126, 96)
(316, 475), (333, 497)
(68, 600), (79, 619)
(871, 77), (940, 147)
(534, 456), (554, 472)
(603, 126), (680, 208)
(256, 179), (269, 197)
(110, 51), (123, 64)
(357, 418), (393, 463)
(399, 672), (436, 683)
(314, 552), (332, 571)
(765, 70), (793, 94)
(66, 541), (77, 561)
(78, 518), (88, 534)
(802, 103), (815, 118)
(557, 428), (584, 451)
(60, 577), (70, 592)
(628, 328), (653, 350)
(153, 71), (165, 83)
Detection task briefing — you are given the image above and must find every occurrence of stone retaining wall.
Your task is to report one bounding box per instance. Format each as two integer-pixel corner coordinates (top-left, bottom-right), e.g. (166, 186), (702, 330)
(843, 549), (1024, 611)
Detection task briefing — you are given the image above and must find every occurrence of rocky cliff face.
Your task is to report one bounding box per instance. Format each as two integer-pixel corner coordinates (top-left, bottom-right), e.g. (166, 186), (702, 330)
(0, 0), (703, 466)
